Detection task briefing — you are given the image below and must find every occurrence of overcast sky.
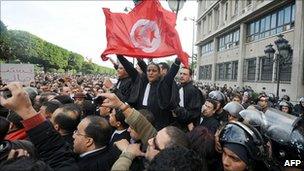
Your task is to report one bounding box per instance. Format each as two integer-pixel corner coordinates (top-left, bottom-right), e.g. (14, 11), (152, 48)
(1, 0), (197, 67)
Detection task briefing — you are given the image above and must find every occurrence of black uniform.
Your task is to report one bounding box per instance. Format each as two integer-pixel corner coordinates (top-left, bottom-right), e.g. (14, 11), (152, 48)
(173, 81), (204, 130)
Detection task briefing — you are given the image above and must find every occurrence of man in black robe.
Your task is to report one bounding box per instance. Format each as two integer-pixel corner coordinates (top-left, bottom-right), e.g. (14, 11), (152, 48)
(118, 56), (180, 130)
(137, 60), (180, 130)
(173, 67), (204, 131)
(106, 55), (141, 107)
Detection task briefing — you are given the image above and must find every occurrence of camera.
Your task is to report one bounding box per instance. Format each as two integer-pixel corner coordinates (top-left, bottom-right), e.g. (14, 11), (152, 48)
(0, 140), (12, 162)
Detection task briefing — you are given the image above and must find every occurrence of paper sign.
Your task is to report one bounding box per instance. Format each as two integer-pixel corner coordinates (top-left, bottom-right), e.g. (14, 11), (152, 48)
(0, 64), (35, 85)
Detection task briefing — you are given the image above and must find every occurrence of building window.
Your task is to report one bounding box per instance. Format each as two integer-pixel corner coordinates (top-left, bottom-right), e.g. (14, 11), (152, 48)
(246, 3), (295, 42)
(218, 29), (240, 51)
(291, 4), (295, 24)
(202, 41), (213, 54)
(260, 56), (273, 81)
(224, 62), (232, 79)
(217, 63), (225, 80)
(245, 58), (256, 81)
(278, 54), (292, 81)
(216, 61), (238, 80)
(199, 65), (212, 80)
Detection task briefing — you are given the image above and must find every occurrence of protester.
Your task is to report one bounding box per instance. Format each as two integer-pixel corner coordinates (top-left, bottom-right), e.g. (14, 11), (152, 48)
(195, 99), (220, 134)
(173, 67), (204, 131)
(208, 91), (228, 124)
(294, 97), (304, 117)
(219, 121), (268, 171)
(1, 57), (304, 171)
(108, 109), (130, 145)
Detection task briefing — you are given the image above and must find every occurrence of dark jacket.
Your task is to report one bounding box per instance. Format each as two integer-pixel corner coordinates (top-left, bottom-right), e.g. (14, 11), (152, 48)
(294, 104), (304, 117)
(116, 55), (141, 107)
(109, 129), (131, 146)
(195, 116), (220, 134)
(137, 62), (180, 130)
(174, 81), (204, 130)
(27, 121), (79, 171)
(77, 146), (120, 171)
(62, 132), (74, 150)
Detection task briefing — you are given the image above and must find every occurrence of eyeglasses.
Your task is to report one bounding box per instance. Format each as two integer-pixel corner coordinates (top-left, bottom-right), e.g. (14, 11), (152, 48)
(73, 130), (88, 137)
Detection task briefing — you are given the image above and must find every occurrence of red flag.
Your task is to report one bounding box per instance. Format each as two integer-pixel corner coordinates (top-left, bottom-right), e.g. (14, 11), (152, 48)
(101, 0), (189, 67)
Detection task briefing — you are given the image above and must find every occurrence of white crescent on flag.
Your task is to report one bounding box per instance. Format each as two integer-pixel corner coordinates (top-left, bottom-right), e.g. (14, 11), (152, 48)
(130, 19), (161, 53)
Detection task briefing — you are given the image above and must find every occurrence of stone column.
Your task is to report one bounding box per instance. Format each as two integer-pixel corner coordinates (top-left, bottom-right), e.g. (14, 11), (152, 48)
(237, 23), (246, 87)
(291, 0), (304, 100)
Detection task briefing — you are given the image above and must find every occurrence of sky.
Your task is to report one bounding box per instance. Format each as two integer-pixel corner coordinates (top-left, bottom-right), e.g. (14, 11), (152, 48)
(1, 0), (197, 68)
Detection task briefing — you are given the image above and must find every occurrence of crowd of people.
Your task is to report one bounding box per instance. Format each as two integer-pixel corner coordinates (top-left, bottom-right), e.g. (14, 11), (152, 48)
(0, 55), (303, 171)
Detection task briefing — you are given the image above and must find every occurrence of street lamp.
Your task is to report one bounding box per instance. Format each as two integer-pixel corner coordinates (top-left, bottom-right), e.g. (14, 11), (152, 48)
(184, 17), (195, 70)
(264, 34), (292, 99)
(166, 0), (186, 16)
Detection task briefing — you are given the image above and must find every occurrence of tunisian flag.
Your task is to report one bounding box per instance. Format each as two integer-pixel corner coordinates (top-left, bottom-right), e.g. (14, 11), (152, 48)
(101, 0), (189, 67)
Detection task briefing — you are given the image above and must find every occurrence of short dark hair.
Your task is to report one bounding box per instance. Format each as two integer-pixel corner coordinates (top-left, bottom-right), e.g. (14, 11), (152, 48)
(165, 126), (189, 149)
(158, 62), (170, 71)
(182, 67), (193, 76)
(232, 93), (242, 101)
(186, 126), (215, 160)
(205, 99), (218, 110)
(84, 116), (112, 148)
(147, 146), (204, 171)
(147, 63), (160, 72)
(53, 104), (81, 133)
(114, 109), (129, 129)
(54, 113), (79, 134)
(54, 95), (74, 104)
(42, 100), (62, 115)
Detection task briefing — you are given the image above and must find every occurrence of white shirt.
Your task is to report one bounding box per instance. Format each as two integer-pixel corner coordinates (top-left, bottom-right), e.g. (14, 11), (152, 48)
(179, 87), (184, 107)
(200, 117), (204, 125)
(142, 83), (151, 106)
(117, 81), (121, 89)
(79, 146), (106, 158)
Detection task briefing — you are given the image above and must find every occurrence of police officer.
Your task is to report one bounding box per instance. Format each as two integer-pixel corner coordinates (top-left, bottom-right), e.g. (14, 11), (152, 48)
(219, 121), (268, 171)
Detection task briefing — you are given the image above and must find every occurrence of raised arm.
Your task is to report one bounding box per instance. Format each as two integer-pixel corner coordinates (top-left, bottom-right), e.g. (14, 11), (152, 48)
(117, 55), (138, 82)
(109, 58), (118, 70)
(163, 58), (180, 84)
(0, 83), (78, 171)
(137, 58), (147, 74)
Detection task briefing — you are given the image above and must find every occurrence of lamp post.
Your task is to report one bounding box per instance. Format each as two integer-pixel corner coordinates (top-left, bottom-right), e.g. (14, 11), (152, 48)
(184, 17), (195, 70)
(166, 0), (186, 16)
(264, 34), (292, 99)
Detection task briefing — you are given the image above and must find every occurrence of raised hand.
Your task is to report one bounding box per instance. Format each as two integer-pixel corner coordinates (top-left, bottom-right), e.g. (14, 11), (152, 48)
(100, 93), (123, 109)
(0, 83), (36, 119)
